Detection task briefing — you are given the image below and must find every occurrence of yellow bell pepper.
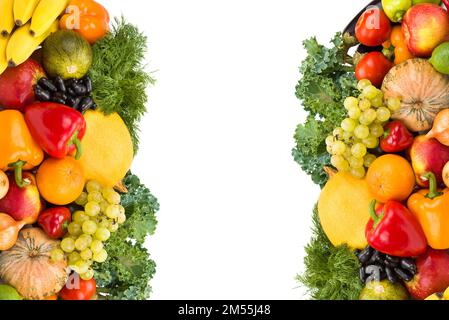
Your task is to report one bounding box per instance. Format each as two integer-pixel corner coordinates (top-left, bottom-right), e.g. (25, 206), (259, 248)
(407, 172), (449, 250)
(0, 110), (44, 187)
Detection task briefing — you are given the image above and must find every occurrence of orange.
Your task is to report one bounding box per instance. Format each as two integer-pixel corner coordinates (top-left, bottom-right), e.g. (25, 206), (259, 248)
(36, 157), (85, 205)
(366, 154), (415, 203)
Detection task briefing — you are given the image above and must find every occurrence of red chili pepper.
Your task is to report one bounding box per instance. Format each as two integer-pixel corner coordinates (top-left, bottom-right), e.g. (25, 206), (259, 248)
(38, 207), (71, 239)
(365, 200), (427, 257)
(380, 120), (414, 153)
(24, 103), (86, 160)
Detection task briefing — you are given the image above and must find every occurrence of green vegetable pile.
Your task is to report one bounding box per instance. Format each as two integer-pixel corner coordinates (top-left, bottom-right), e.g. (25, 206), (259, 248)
(293, 33), (358, 187)
(94, 173), (159, 300)
(294, 33), (363, 299)
(88, 18), (159, 300)
(297, 207), (362, 300)
(90, 17), (155, 152)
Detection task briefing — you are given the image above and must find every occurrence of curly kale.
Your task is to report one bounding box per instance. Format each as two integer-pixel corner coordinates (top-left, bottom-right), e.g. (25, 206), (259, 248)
(297, 206), (363, 300)
(94, 173), (159, 300)
(293, 33), (358, 187)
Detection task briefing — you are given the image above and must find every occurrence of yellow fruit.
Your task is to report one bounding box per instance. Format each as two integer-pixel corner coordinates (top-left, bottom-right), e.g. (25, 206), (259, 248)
(78, 110), (134, 188)
(30, 0), (68, 37)
(0, 0), (14, 37)
(6, 21), (58, 67)
(13, 0), (40, 26)
(318, 169), (373, 249)
(444, 287), (449, 300)
(0, 34), (9, 75)
(425, 294), (442, 300)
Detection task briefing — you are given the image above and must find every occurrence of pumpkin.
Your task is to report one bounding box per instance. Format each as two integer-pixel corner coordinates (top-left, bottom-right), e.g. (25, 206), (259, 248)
(0, 228), (68, 300)
(382, 58), (449, 132)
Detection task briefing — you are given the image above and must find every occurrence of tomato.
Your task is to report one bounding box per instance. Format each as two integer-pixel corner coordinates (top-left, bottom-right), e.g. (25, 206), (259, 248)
(356, 52), (393, 88)
(60, 0), (110, 44)
(59, 278), (96, 300)
(355, 7), (392, 47)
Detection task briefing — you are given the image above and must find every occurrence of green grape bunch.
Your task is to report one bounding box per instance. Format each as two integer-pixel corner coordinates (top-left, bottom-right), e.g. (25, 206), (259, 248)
(51, 180), (127, 281)
(326, 79), (401, 179)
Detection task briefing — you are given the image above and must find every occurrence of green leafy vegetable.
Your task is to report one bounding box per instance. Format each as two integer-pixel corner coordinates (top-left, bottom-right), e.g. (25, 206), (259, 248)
(94, 173), (159, 300)
(293, 33), (358, 187)
(298, 206), (362, 300)
(89, 17), (155, 152)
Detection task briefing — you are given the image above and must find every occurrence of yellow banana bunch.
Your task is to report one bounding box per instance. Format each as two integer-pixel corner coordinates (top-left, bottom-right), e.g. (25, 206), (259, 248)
(0, 0), (14, 37)
(30, 0), (68, 37)
(14, 0), (41, 27)
(0, 34), (10, 74)
(6, 20), (58, 67)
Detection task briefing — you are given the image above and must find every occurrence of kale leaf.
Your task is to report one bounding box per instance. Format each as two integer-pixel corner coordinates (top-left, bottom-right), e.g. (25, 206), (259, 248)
(293, 33), (358, 187)
(94, 173), (159, 300)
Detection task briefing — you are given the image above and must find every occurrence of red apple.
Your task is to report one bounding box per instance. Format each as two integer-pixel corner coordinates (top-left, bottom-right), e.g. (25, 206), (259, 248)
(0, 59), (45, 111)
(409, 136), (449, 187)
(0, 172), (42, 224)
(403, 3), (449, 57)
(406, 248), (449, 300)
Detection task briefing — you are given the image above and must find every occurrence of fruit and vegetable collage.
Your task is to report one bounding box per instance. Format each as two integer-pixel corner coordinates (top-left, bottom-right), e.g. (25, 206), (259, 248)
(295, 0), (449, 300)
(0, 0), (157, 300)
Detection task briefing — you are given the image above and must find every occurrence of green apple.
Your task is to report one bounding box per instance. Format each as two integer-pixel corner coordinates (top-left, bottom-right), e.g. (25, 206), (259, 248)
(0, 285), (22, 300)
(412, 0), (442, 4)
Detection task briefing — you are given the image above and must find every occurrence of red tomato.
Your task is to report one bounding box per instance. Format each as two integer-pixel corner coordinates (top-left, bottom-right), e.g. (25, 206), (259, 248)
(59, 278), (96, 300)
(355, 7), (392, 47)
(356, 52), (393, 88)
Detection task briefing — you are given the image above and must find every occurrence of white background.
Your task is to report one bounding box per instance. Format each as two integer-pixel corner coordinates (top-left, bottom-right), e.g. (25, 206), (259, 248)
(101, 0), (364, 300)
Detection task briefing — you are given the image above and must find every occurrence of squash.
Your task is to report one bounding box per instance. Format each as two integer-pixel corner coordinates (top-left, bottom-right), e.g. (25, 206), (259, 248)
(382, 58), (449, 132)
(0, 228), (68, 300)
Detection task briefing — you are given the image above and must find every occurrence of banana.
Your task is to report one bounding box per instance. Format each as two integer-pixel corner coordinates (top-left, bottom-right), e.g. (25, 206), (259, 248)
(0, 34), (10, 75)
(14, 0), (41, 27)
(30, 0), (68, 37)
(6, 20), (58, 67)
(0, 0), (14, 37)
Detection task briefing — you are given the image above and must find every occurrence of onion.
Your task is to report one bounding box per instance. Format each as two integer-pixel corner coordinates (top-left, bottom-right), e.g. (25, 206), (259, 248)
(0, 170), (8, 200)
(0, 214), (25, 251)
(426, 109), (449, 146)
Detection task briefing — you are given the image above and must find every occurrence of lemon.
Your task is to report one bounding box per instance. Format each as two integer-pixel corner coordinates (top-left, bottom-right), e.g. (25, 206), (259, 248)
(430, 42), (449, 75)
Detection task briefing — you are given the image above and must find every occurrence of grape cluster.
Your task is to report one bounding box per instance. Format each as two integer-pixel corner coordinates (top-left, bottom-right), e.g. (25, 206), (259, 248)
(325, 79), (401, 178)
(50, 181), (126, 281)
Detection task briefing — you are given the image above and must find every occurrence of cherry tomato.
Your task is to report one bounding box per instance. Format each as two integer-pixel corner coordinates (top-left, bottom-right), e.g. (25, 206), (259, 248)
(355, 7), (392, 47)
(356, 52), (393, 88)
(59, 278), (96, 300)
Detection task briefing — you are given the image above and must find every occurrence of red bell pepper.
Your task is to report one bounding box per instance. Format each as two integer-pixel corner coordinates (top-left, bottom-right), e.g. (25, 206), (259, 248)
(444, 0), (449, 10)
(38, 207), (71, 239)
(380, 120), (414, 153)
(24, 103), (86, 160)
(365, 200), (427, 257)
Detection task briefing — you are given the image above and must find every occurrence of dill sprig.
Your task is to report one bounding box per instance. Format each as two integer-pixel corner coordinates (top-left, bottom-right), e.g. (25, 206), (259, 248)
(89, 17), (155, 152)
(298, 206), (363, 300)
